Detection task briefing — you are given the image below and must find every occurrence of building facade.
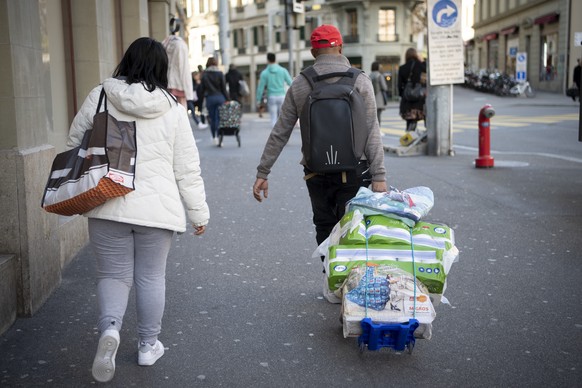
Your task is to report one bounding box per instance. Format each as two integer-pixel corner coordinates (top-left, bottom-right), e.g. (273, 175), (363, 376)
(185, 0), (429, 110)
(470, 0), (582, 93)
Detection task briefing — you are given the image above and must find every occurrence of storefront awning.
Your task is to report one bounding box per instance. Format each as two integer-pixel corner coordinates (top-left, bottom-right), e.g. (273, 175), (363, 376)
(534, 12), (559, 25)
(500, 25), (519, 35)
(482, 32), (498, 41)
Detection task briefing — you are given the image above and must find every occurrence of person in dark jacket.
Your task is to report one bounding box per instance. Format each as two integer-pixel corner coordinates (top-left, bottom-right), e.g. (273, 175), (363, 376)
(573, 58), (581, 101)
(398, 48), (426, 132)
(226, 64), (244, 103)
(200, 57), (228, 144)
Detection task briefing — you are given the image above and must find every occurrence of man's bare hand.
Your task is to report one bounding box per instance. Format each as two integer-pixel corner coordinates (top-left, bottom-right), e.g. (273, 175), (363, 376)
(253, 178), (269, 202)
(371, 181), (388, 193)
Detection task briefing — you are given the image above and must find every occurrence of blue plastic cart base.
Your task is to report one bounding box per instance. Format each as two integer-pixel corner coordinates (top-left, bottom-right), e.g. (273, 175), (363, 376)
(358, 318), (419, 353)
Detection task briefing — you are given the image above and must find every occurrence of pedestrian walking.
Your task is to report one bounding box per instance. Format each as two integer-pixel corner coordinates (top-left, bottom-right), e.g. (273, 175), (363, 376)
(573, 58), (581, 101)
(252, 25), (387, 247)
(398, 48), (427, 132)
(66, 37), (210, 383)
(226, 64), (244, 103)
(192, 70), (208, 129)
(190, 70), (209, 129)
(200, 57), (228, 145)
(370, 61), (389, 126)
(257, 90), (267, 118)
(162, 26), (194, 108)
(256, 52), (293, 128)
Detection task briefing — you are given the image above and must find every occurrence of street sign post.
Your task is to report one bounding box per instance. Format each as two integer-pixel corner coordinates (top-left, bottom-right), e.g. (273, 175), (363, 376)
(516, 52), (527, 83)
(427, 0), (464, 86)
(426, 0), (463, 156)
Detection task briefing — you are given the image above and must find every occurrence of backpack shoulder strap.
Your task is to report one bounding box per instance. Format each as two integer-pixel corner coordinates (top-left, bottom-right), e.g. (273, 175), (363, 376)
(300, 66), (318, 89)
(337, 68), (363, 87)
(300, 66), (363, 88)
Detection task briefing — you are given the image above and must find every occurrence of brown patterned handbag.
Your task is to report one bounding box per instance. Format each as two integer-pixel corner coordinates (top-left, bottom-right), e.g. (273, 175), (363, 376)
(42, 88), (137, 216)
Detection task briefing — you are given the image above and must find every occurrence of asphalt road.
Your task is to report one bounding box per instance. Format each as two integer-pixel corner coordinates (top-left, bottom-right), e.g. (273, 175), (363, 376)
(1, 86), (580, 387)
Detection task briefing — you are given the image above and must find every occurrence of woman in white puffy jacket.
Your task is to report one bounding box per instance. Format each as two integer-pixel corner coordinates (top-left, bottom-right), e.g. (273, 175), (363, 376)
(66, 37), (210, 383)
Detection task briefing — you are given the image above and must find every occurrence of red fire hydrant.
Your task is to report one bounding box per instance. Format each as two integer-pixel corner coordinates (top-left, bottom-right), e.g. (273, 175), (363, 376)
(475, 104), (495, 168)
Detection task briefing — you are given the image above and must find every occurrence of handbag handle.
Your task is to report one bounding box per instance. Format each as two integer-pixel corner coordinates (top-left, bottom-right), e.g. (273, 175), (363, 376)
(96, 88), (107, 114)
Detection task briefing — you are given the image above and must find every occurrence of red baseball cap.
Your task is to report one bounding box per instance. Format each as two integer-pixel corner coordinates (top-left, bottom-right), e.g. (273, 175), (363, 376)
(310, 25), (343, 49)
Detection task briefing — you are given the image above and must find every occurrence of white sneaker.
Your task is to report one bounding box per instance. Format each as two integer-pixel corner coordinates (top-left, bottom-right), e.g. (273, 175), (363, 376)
(92, 329), (120, 383)
(138, 340), (165, 366)
(198, 122), (209, 130)
(212, 137), (219, 145)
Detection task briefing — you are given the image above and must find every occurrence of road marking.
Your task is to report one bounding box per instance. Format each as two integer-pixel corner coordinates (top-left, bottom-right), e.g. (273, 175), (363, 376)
(453, 145), (582, 164)
(380, 113), (579, 134)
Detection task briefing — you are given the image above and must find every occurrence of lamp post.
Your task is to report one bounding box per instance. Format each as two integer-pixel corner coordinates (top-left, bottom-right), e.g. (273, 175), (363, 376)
(218, 0), (230, 68)
(284, 0), (294, 75)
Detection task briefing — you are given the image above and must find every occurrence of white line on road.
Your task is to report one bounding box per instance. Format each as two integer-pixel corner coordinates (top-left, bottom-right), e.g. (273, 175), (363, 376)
(454, 145), (582, 164)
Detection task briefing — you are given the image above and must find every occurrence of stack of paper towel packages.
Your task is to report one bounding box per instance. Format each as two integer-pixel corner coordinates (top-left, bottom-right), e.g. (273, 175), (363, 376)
(313, 187), (459, 340)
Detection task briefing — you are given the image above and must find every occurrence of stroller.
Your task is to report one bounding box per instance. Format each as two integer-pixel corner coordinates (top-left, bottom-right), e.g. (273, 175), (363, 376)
(218, 100), (242, 147)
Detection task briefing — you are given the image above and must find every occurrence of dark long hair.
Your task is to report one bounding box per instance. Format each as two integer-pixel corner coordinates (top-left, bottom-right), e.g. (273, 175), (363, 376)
(405, 48), (420, 63)
(112, 37), (169, 92)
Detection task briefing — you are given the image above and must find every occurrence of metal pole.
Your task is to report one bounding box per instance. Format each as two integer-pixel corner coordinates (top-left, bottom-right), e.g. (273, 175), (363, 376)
(449, 86), (455, 155)
(285, 0), (294, 76)
(219, 0), (230, 68)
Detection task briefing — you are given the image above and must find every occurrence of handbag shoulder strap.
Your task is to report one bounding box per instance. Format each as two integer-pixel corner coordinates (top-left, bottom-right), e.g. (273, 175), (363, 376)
(407, 61), (416, 82)
(96, 87), (107, 114)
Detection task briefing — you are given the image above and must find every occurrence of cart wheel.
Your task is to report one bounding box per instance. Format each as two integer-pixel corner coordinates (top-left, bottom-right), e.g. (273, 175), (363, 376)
(407, 342), (414, 355)
(358, 341), (366, 353)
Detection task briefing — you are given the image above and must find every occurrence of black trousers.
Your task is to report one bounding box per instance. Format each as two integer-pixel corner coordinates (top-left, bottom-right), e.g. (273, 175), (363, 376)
(304, 162), (372, 246)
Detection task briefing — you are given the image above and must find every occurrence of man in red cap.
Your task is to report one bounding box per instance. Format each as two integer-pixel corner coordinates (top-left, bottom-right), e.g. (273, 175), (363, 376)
(253, 24), (387, 250)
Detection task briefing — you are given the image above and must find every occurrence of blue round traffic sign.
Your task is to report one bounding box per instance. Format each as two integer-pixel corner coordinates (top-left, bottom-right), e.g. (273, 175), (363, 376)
(432, 0), (458, 28)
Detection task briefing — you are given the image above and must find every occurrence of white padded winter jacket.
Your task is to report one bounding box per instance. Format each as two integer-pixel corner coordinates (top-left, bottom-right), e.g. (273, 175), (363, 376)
(67, 78), (209, 233)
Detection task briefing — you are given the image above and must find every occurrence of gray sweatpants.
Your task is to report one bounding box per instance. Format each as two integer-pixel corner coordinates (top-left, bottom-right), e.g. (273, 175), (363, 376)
(88, 218), (173, 345)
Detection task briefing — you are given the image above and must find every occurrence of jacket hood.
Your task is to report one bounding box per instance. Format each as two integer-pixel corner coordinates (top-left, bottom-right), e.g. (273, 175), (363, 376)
(103, 78), (174, 119)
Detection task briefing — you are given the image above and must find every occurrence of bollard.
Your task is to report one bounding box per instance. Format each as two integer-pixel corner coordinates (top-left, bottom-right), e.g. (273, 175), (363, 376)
(475, 104), (495, 168)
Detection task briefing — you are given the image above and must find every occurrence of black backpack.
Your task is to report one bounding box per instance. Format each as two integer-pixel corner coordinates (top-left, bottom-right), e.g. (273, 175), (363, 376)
(299, 66), (369, 174)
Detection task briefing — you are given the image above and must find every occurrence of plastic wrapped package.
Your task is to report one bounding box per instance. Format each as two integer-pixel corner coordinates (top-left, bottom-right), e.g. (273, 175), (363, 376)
(367, 216), (455, 251)
(325, 245), (456, 304)
(346, 186), (434, 227)
(341, 265), (435, 339)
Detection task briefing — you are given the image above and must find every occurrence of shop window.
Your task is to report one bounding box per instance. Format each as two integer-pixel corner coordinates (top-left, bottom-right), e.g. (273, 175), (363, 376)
(488, 39), (499, 70)
(540, 33), (558, 81)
